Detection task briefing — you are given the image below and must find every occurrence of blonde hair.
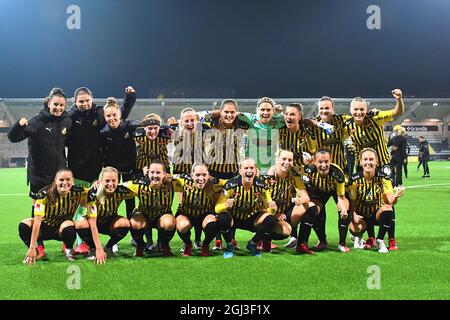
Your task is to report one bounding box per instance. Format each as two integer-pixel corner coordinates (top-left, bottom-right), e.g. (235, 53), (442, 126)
(350, 97), (367, 109)
(239, 157), (256, 169)
(96, 167), (119, 205)
(275, 149), (294, 159)
(256, 97), (276, 111)
(359, 147), (378, 162)
(103, 97), (120, 112)
(141, 113), (162, 127)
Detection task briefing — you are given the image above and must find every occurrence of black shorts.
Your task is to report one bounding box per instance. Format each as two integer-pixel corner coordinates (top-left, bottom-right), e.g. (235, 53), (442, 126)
(361, 214), (380, 227)
(233, 215), (259, 233)
(309, 190), (337, 208)
(131, 211), (172, 228)
(97, 215), (120, 235)
(38, 221), (63, 242)
(209, 170), (238, 180)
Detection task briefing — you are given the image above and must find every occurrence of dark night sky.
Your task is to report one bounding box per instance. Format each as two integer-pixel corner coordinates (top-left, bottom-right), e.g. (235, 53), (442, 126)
(0, 0), (449, 98)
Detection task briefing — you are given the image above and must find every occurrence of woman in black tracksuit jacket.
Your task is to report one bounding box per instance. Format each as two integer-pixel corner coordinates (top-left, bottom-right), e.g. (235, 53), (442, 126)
(8, 88), (71, 200)
(100, 97), (141, 218)
(66, 86), (136, 185)
(7, 88), (71, 255)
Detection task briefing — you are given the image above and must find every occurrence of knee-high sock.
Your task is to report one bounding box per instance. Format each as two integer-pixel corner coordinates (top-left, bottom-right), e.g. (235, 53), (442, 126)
(18, 222), (32, 247)
(125, 198), (135, 219)
(290, 223), (298, 238)
(298, 206), (318, 244)
(338, 212), (351, 244)
(76, 227), (95, 248)
(216, 213), (233, 244)
(366, 222), (375, 239)
(130, 228), (146, 247)
(158, 228), (176, 246)
(251, 215), (278, 243)
(74, 206), (87, 246)
(61, 226), (77, 248)
(377, 210), (393, 241)
(177, 229), (192, 245)
(313, 206), (327, 243)
(144, 227), (153, 244)
(388, 208), (396, 239)
(194, 223), (202, 242)
(106, 227), (129, 248)
(203, 222), (217, 246)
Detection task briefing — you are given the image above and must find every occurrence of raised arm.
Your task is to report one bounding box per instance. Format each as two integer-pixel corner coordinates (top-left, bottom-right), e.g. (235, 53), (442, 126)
(391, 89), (404, 117)
(120, 86), (137, 120)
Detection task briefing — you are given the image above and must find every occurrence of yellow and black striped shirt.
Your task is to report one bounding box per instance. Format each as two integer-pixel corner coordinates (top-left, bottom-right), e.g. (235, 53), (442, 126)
(348, 168), (394, 217)
(176, 174), (224, 217)
(261, 171), (306, 214)
(204, 118), (248, 177)
(312, 114), (350, 169)
(134, 134), (171, 170)
(34, 186), (96, 227)
(215, 177), (273, 220)
(87, 185), (135, 220)
(302, 163), (346, 197)
(343, 111), (394, 166)
(123, 178), (183, 217)
(278, 125), (318, 168)
(172, 129), (205, 174)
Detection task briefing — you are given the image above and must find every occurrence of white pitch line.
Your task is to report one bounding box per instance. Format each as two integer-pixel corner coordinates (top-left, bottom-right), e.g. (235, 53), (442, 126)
(406, 183), (450, 189)
(0, 193), (27, 196)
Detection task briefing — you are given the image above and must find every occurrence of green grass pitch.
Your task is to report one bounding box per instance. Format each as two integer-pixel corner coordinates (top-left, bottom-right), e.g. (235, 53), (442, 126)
(1, 162), (449, 300)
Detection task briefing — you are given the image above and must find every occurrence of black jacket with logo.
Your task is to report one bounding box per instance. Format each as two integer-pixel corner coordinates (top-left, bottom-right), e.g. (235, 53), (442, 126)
(100, 119), (141, 173)
(7, 106), (72, 188)
(66, 92), (136, 182)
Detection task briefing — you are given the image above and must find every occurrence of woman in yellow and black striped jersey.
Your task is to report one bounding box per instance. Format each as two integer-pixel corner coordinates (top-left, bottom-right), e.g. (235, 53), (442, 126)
(18, 168), (105, 265)
(133, 113), (172, 249)
(75, 167), (134, 258)
(215, 158), (290, 258)
(301, 149), (350, 254)
(264, 150), (318, 253)
(175, 164), (224, 257)
(134, 113), (171, 173)
(348, 148), (404, 253)
(342, 89), (405, 167)
(124, 160), (183, 257)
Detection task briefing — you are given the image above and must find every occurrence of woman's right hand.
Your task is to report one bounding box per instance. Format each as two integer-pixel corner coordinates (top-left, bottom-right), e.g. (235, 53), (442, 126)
(19, 118), (28, 126)
(353, 213), (363, 224)
(24, 247), (37, 266)
(225, 199), (235, 209)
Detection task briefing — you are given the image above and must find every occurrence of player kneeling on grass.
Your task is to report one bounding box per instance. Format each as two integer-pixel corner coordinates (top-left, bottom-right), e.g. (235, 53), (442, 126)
(262, 150), (313, 253)
(124, 161), (182, 257)
(75, 167), (134, 259)
(301, 149), (351, 254)
(19, 168), (106, 265)
(348, 148), (404, 253)
(215, 158), (291, 258)
(175, 164), (224, 257)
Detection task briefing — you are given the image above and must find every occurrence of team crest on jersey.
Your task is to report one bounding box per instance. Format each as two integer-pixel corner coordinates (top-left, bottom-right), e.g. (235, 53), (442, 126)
(62, 127), (67, 135)
(125, 132), (130, 139)
(35, 203), (43, 212)
(89, 205), (97, 214)
(93, 120), (98, 127)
